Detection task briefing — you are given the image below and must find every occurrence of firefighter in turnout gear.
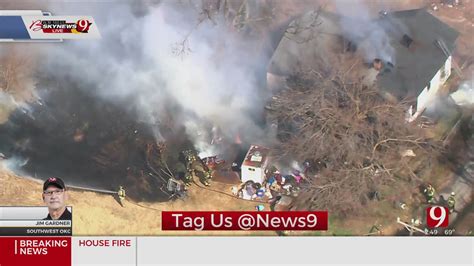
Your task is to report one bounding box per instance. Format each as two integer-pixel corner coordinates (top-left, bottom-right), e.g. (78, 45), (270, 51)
(200, 170), (211, 187)
(424, 184), (436, 203)
(183, 172), (193, 186)
(118, 186), (126, 207)
(182, 150), (212, 186)
(183, 150), (196, 186)
(447, 192), (456, 213)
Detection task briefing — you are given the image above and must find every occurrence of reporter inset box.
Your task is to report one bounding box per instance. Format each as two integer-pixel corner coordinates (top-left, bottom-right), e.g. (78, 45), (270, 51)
(0, 206), (72, 236)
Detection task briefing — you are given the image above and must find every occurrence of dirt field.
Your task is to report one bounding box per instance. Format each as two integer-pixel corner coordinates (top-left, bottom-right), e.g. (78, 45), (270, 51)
(0, 165), (274, 236)
(432, 0), (474, 82)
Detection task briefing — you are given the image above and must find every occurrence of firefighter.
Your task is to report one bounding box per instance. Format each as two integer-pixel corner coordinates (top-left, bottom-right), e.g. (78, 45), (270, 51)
(199, 171), (211, 186)
(182, 150), (195, 186)
(184, 150), (211, 186)
(182, 169), (193, 186)
(118, 186), (126, 206)
(423, 184), (436, 203)
(184, 150), (197, 165)
(447, 192), (456, 213)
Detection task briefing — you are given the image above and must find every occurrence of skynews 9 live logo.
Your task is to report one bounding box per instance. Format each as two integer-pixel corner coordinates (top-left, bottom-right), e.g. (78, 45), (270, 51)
(426, 206), (449, 228)
(29, 19), (93, 34)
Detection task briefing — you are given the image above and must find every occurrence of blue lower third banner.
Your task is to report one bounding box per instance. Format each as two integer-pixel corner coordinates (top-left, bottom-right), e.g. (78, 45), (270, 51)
(0, 16), (31, 39)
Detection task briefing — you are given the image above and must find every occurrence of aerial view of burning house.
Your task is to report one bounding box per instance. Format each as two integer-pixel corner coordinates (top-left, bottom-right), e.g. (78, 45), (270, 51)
(0, 0), (472, 236)
(268, 8), (460, 121)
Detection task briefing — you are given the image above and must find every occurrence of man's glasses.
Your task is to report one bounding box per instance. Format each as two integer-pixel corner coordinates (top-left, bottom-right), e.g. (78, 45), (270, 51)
(43, 189), (64, 196)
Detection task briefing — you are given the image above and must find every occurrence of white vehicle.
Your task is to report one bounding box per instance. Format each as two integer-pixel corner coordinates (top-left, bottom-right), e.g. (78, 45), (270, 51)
(241, 145), (270, 184)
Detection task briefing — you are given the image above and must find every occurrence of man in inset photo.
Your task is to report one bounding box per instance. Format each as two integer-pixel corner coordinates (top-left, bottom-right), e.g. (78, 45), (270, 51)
(42, 177), (72, 220)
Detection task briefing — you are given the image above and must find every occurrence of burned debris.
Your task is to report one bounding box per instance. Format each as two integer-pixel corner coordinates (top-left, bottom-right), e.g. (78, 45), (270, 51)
(370, 58), (394, 74)
(400, 34), (413, 48)
(0, 75), (195, 202)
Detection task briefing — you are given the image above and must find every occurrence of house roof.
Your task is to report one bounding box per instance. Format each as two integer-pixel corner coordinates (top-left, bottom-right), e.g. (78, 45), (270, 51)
(268, 8), (459, 100)
(267, 10), (343, 76)
(372, 9), (459, 100)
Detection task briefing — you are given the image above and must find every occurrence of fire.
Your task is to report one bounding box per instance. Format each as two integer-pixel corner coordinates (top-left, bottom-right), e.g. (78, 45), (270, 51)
(234, 134), (242, 144)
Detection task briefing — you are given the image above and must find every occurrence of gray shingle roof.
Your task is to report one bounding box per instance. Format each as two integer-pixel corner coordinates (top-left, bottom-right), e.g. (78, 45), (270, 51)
(268, 9), (459, 99)
(373, 9), (459, 99)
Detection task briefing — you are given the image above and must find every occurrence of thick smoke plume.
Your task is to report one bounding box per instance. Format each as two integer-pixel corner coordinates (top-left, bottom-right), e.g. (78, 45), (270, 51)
(41, 1), (271, 155)
(333, 0), (397, 63)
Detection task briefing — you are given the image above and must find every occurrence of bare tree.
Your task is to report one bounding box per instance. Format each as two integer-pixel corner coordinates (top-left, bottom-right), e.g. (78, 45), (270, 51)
(172, 0), (276, 57)
(0, 47), (35, 100)
(268, 67), (442, 216)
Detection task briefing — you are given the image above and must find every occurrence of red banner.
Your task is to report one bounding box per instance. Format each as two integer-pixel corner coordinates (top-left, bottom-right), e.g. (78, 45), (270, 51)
(42, 28), (73, 33)
(0, 237), (71, 266)
(162, 211), (328, 231)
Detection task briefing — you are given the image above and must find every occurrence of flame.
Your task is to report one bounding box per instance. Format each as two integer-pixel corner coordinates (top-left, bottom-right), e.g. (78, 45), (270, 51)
(235, 133), (242, 144)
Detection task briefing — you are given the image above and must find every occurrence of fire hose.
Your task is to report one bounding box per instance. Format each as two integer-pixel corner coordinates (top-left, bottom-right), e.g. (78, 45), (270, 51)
(66, 184), (116, 194)
(124, 199), (162, 211)
(68, 183), (163, 212)
(21, 174), (164, 211)
(27, 170), (267, 211)
(19, 175), (118, 195)
(11, 163), (262, 212)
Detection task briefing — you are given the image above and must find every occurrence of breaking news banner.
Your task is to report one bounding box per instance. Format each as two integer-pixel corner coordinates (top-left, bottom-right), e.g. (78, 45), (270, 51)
(0, 237), (71, 266)
(0, 206), (72, 236)
(162, 211), (328, 231)
(1, 237), (472, 266)
(0, 10), (100, 41)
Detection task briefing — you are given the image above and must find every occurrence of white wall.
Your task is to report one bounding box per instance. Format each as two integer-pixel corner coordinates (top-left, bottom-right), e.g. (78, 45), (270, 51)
(410, 56), (452, 120)
(441, 56), (452, 84)
(241, 166), (264, 184)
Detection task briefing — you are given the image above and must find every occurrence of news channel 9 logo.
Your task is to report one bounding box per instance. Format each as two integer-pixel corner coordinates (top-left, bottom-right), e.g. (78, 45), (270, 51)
(426, 206), (449, 228)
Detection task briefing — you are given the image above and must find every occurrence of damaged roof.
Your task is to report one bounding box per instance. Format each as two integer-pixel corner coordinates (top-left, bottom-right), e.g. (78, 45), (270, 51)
(374, 9), (459, 99)
(268, 8), (459, 100)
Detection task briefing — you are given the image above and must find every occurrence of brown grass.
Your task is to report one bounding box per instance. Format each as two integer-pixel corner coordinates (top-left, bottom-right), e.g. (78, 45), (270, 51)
(0, 166), (273, 236)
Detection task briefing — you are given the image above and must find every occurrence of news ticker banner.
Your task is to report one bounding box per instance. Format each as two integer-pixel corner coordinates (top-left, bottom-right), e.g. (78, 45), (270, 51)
(0, 209), (470, 266)
(0, 10), (100, 41)
(0, 237), (472, 266)
(0, 206), (72, 236)
(0, 207), (458, 235)
(162, 211), (328, 231)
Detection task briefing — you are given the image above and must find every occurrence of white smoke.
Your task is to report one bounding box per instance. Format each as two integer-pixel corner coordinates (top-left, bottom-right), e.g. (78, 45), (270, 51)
(0, 92), (16, 120)
(39, 2), (270, 155)
(334, 0), (396, 63)
(451, 80), (474, 107)
(1, 156), (29, 175)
